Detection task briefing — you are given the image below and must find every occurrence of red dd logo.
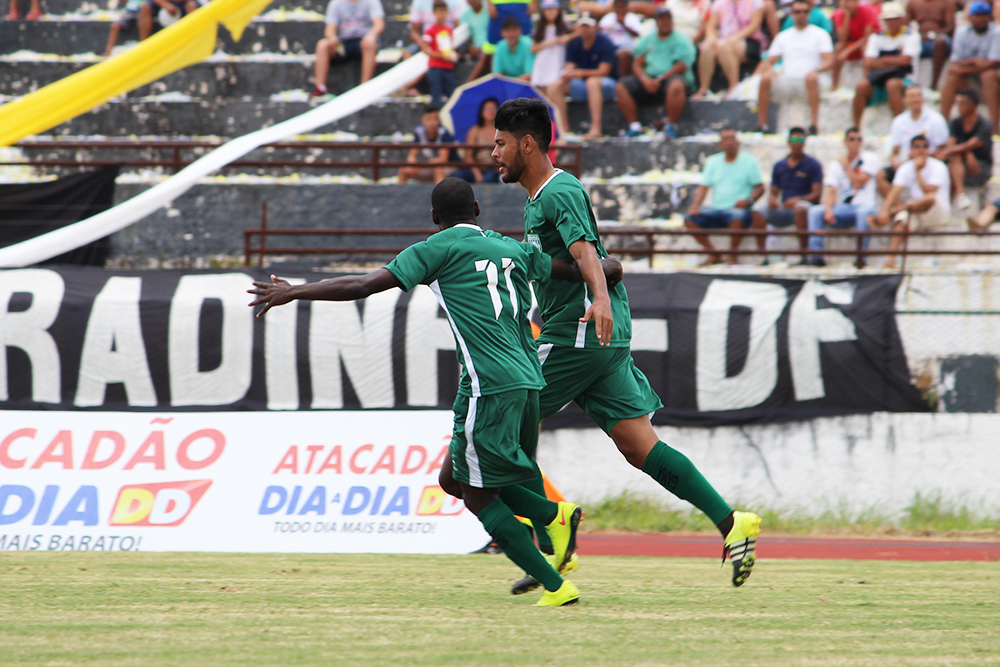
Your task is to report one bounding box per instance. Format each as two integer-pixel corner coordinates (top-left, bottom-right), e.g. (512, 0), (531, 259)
(109, 480), (212, 527)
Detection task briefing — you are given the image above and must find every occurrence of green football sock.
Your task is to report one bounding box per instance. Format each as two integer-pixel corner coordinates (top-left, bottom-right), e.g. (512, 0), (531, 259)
(512, 463), (554, 551)
(641, 441), (732, 525)
(478, 499), (564, 592)
(500, 484), (559, 527)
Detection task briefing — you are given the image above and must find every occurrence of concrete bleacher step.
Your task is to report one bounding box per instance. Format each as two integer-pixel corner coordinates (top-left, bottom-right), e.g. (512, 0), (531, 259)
(0, 16), (411, 55)
(0, 57), (474, 97)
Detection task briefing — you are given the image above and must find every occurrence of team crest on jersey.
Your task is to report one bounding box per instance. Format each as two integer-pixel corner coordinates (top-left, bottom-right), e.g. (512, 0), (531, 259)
(527, 233), (541, 249)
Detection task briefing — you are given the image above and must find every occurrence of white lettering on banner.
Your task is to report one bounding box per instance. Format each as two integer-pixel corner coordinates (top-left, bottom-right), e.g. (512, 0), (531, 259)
(789, 280), (858, 402)
(405, 286), (456, 406)
(697, 280), (787, 411)
(0, 269), (63, 403)
(169, 274), (254, 406)
(632, 318), (668, 352)
(309, 290), (398, 408)
(264, 278), (306, 411)
(75, 277), (156, 407)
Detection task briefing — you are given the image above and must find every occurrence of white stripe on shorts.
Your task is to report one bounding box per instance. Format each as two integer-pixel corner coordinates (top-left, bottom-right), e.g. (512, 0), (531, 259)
(464, 396), (483, 488)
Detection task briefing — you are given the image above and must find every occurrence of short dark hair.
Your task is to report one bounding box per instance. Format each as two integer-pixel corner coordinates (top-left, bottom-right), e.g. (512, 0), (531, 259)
(957, 88), (980, 105)
(432, 0), (447, 8)
(845, 126), (860, 136)
(911, 133), (929, 146)
(422, 104), (441, 115)
(494, 97), (553, 151)
(719, 126), (737, 136)
(788, 126), (806, 137)
(432, 177), (477, 224)
(501, 14), (521, 30)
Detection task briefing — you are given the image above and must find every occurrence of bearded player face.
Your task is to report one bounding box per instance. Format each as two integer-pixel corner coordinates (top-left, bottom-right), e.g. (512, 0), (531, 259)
(491, 130), (527, 184)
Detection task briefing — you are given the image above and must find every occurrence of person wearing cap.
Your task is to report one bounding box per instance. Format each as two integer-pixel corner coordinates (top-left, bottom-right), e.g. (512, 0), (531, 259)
(756, 0), (833, 135)
(850, 2), (921, 127)
(906, 0), (955, 91)
(939, 0), (1000, 134)
(616, 7), (697, 138)
(562, 12), (619, 139)
(493, 13), (536, 79)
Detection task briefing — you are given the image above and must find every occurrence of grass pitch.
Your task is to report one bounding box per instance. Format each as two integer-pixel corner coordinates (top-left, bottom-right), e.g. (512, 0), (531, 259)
(1, 551), (998, 666)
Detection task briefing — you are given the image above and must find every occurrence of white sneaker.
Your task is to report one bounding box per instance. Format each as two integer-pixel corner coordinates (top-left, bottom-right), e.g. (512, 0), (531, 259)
(956, 193), (972, 211)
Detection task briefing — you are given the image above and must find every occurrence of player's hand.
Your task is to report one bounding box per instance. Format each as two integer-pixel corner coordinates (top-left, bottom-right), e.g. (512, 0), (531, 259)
(248, 274), (294, 318)
(580, 296), (614, 346)
(601, 256), (624, 289)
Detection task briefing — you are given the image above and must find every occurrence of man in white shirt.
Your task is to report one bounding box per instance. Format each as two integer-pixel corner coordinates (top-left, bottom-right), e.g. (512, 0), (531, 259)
(756, 0), (833, 134)
(875, 84), (950, 196)
(872, 134), (951, 267)
(806, 127), (880, 266)
(851, 2), (921, 126)
(598, 0), (644, 79)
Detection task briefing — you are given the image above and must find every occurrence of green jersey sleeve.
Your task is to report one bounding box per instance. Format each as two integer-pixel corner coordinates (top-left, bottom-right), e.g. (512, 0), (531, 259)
(543, 188), (599, 251)
(384, 239), (446, 292)
(484, 231), (553, 283)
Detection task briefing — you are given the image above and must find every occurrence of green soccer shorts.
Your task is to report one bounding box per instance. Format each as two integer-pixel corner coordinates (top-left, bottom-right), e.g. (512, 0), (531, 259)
(450, 388), (540, 489)
(537, 345), (663, 434)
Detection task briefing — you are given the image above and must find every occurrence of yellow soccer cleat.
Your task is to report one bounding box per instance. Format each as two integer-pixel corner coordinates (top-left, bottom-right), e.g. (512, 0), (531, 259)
(723, 510), (762, 587)
(545, 501), (583, 572)
(510, 552), (580, 595)
(534, 579), (580, 607)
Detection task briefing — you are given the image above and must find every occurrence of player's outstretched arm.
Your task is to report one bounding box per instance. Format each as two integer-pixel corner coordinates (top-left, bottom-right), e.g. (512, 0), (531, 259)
(549, 256), (623, 288)
(247, 269), (403, 318)
(568, 239), (614, 346)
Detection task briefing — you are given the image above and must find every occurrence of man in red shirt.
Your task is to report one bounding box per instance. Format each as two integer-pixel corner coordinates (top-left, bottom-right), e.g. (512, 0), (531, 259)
(831, 0), (881, 89)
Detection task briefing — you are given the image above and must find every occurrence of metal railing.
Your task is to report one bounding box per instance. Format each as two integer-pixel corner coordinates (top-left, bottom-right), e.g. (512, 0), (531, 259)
(242, 221), (1000, 268)
(6, 140), (583, 180)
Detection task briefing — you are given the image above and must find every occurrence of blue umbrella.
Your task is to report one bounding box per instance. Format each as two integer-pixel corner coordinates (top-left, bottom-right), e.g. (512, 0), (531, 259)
(439, 74), (568, 144)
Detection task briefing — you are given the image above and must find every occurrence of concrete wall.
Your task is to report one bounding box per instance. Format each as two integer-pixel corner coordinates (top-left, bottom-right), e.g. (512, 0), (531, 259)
(538, 413), (1000, 517)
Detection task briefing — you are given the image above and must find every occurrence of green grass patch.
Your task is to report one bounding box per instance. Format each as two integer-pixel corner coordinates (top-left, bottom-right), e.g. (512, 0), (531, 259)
(1, 552), (997, 666)
(582, 492), (1000, 535)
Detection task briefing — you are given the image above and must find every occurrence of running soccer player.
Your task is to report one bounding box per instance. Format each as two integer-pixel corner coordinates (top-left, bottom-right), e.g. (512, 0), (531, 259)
(490, 98), (762, 592)
(248, 177), (618, 607)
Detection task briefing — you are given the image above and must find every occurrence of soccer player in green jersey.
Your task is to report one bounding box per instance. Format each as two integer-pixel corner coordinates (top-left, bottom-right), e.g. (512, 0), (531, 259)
(490, 98), (762, 591)
(248, 178), (619, 607)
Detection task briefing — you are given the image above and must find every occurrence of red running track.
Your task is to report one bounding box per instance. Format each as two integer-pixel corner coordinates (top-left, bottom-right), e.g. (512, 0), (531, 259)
(577, 533), (1000, 562)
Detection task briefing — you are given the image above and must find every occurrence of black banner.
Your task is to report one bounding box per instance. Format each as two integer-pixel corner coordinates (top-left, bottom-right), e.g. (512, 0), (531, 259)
(0, 267), (928, 425)
(0, 166), (120, 266)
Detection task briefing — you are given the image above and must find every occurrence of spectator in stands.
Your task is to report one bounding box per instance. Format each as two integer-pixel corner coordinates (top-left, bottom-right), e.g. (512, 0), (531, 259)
(780, 0), (831, 32)
(876, 84), (949, 196)
(312, 0), (385, 96)
(832, 0), (881, 91)
(664, 0), (710, 41)
(399, 105), (459, 183)
(851, 3), (920, 127)
(563, 12), (618, 139)
(939, 1), (1000, 133)
(462, 0), (491, 79)
(398, 0), (464, 96)
(967, 199), (1000, 232)
(806, 127), (880, 267)
(907, 0), (955, 90)
(693, 0), (766, 99)
(420, 0), (460, 104)
(938, 88), (993, 210)
(685, 127), (766, 265)
(480, 0), (536, 78)
(617, 7), (697, 138)
(531, 0), (575, 124)
(871, 134), (951, 268)
(7, 0), (41, 20)
(756, 0), (833, 135)
(104, 0), (143, 56)
(599, 0), (644, 78)
(139, 0), (198, 41)
(454, 98), (502, 182)
(755, 127), (823, 263)
(493, 14), (536, 79)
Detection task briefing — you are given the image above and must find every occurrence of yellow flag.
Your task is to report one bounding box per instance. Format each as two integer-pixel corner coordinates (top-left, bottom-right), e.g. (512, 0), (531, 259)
(0, 0), (274, 147)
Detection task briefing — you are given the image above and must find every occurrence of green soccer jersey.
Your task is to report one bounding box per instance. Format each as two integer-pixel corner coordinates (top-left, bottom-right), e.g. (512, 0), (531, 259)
(523, 170), (632, 348)
(385, 224), (552, 397)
